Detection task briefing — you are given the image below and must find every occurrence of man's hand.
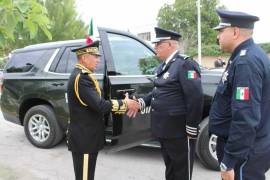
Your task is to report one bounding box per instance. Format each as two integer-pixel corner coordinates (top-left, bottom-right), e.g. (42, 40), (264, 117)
(221, 169), (234, 180)
(125, 93), (140, 118)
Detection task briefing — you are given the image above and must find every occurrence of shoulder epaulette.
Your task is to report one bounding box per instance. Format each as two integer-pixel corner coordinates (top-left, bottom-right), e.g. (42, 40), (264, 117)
(179, 53), (190, 60)
(74, 64), (102, 106)
(81, 69), (89, 74)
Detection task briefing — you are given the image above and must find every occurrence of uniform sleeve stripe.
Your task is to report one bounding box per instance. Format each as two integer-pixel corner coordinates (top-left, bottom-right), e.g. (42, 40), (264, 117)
(186, 131), (197, 136)
(111, 100), (119, 112)
(186, 129), (197, 134)
(186, 127), (197, 131)
(138, 98), (145, 111)
(186, 125), (197, 130)
(186, 129), (198, 133)
(111, 100), (127, 114)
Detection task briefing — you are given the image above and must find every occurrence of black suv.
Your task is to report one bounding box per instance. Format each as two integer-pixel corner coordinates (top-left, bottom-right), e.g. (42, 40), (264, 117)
(0, 27), (222, 170)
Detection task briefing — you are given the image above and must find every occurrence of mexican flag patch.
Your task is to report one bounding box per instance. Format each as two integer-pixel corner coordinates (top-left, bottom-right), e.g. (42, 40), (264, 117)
(236, 87), (249, 100)
(187, 71), (197, 79)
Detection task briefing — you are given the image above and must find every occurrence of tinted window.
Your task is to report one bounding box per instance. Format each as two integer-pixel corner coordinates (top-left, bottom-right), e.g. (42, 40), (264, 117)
(54, 47), (78, 73)
(5, 49), (54, 73)
(54, 47), (104, 74)
(107, 33), (158, 75)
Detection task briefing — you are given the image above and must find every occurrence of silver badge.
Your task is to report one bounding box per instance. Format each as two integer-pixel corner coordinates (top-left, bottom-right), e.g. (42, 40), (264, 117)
(163, 72), (170, 79)
(240, 49), (247, 56)
(222, 71), (228, 83)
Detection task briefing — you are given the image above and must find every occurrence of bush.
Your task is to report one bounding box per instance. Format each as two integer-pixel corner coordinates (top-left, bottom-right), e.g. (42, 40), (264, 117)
(0, 56), (7, 69)
(187, 44), (228, 57)
(259, 43), (270, 53)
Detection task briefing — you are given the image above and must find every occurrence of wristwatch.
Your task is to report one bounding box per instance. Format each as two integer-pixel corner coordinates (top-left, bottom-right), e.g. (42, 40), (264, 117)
(220, 162), (229, 172)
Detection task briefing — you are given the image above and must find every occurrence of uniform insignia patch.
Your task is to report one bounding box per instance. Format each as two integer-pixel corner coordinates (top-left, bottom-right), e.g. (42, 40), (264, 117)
(236, 87), (249, 100)
(240, 49), (247, 56)
(163, 72), (170, 79)
(222, 71), (228, 83)
(187, 71), (197, 79)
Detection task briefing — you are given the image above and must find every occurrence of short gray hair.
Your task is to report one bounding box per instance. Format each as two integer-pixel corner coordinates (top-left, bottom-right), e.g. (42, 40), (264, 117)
(239, 28), (253, 38)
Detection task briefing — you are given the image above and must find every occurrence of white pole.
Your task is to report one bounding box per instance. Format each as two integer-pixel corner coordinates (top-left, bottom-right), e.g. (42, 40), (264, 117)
(197, 0), (202, 65)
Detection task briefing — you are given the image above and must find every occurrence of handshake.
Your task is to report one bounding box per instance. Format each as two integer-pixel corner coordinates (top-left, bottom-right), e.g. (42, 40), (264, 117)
(124, 93), (141, 118)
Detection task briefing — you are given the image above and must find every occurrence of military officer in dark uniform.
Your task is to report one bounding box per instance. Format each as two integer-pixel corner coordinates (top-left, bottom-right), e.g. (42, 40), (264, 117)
(209, 9), (270, 180)
(136, 27), (204, 180)
(67, 41), (139, 180)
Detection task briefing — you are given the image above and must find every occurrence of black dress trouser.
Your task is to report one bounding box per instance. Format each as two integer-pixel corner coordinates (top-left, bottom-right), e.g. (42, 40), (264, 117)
(72, 152), (98, 180)
(216, 137), (270, 180)
(159, 137), (196, 180)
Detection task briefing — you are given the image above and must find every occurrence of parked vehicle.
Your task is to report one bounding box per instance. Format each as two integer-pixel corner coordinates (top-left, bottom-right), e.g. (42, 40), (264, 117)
(0, 27), (223, 170)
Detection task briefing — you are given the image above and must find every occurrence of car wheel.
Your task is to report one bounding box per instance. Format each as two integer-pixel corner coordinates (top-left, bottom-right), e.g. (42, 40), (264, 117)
(196, 119), (219, 171)
(24, 105), (63, 148)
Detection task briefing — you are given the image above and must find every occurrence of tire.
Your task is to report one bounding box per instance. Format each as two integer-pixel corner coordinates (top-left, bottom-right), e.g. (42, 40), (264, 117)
(196, 118), (219, 171)
(23, 105), (64, 148)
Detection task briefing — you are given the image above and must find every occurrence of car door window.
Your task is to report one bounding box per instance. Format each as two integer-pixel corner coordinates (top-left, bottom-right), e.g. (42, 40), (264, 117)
(107, 33), (158, 75)
(53, 47), (77, 73)
(55, 47), (105, 74)
(5, 49), (54, 73)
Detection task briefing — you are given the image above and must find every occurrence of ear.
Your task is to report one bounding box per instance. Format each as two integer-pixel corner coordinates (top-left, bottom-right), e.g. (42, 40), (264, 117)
(233, 27), (240, 39)
(79, 54), (86, 64)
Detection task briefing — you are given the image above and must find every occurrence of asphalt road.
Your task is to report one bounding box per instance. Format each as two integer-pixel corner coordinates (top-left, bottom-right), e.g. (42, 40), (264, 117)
(0, 112), (269, 180)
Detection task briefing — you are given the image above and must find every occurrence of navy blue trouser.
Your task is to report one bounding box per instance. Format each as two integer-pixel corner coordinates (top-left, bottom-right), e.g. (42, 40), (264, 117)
(159, 137), (196, 180)
(217, 137), (270, 180)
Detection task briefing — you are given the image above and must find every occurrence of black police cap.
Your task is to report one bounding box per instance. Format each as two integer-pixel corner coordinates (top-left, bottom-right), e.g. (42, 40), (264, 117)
(152, 27), (181, 43)
(72, 40), (101, 56)
(214, 9), (259, 30)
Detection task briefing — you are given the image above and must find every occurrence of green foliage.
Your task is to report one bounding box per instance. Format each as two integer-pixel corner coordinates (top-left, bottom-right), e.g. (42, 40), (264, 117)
(41, 0), (86, 41)
(259, 43), (270, 53)
(0, 0), (51, 49)
(157, 0), (222, 56)
(0, 56), (7, 69)
(139, 56), (160, 75)
(1, 0), (86, 57)
(11, 0), (86, 46)
(188, 44), (223, 57)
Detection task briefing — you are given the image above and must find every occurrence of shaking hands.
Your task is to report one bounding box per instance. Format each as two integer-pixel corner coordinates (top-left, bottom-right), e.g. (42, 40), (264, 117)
(124, 93), (140, 118)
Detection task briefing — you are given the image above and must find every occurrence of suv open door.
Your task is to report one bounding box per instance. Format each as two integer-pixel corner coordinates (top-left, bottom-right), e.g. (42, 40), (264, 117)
(99, 27), (158, 152)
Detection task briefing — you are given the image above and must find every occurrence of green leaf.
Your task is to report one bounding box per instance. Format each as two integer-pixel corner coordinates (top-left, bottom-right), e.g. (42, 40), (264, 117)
(25, 20), (37, 39)
(33, 15), (50, 25)
(6, 14), (17, 30)
(16, 1), (31, 14)
(0, 0), (12, 7)
(40, 25), (52, 40)
(1, 28), (14, 40)
(31, 2), (45, 14)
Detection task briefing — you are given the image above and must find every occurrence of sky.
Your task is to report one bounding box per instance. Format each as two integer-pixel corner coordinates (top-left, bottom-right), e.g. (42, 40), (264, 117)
(76, 0), (270, 43)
